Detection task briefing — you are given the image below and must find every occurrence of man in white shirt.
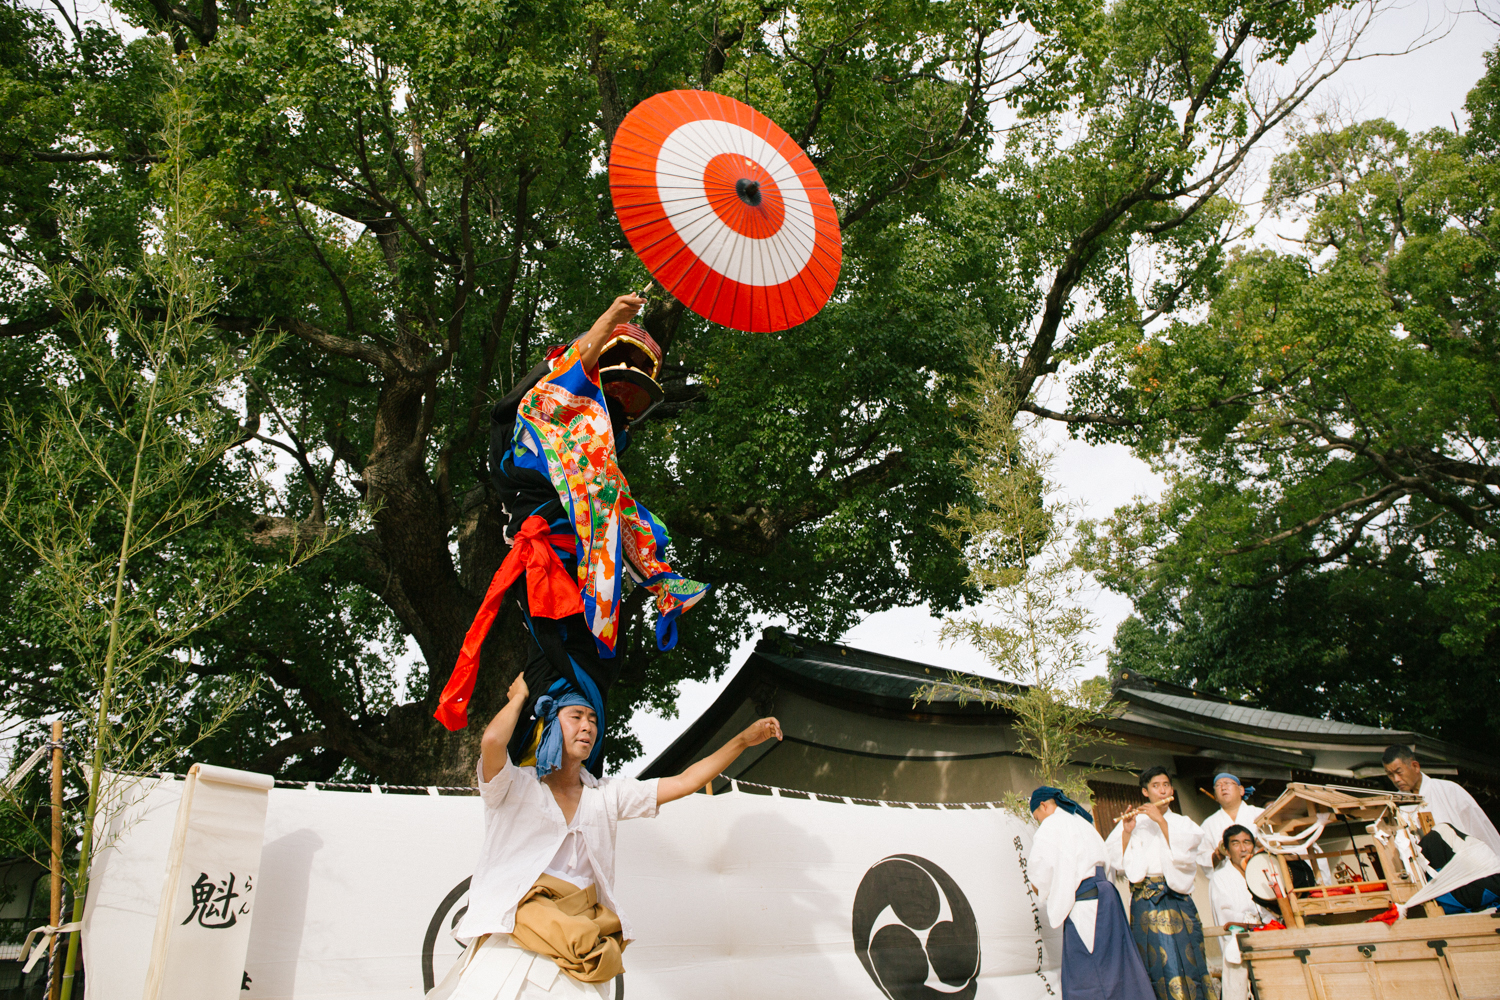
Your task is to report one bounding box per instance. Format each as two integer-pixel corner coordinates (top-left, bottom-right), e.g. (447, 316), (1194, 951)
(1210, 825), (1277, 1000)
(429, 673), (782, 1000)
(1105, 767), (1212, 1000)
(1197, 772), (1264, 871)
(1027, 787), (1153, 1000)
(1383, 745), (1500, 857)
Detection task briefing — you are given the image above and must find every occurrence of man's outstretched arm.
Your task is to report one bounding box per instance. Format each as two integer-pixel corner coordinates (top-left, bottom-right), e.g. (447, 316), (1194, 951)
(657, 718), (783, 805)
(480, 674), (530, 782)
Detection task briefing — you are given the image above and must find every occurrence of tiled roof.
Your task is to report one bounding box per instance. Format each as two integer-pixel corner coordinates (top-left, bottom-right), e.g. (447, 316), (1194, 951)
(1124, 686), (1397, 737)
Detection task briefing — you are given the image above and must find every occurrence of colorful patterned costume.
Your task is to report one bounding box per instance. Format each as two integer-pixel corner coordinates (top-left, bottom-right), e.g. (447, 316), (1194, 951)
(435, 336), (707, 776)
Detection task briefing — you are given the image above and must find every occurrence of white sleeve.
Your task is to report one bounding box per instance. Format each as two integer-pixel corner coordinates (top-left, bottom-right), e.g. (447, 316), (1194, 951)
(1197, 816), (1219, 870)
(1453, 787), (1500, 857)
(1104, 820), (1128, 882)
(477, 754), (517, 809)
(1168, 815), (1203, 877)
(604, 776), (660, 821)
(1209, 871), (1230, 927)
(1027, 831), (1058, 927)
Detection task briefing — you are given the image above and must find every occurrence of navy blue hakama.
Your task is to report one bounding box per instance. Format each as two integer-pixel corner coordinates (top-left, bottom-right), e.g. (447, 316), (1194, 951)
(1128, 876), (1214, 1000)
(1062, 867), (1155, 1000)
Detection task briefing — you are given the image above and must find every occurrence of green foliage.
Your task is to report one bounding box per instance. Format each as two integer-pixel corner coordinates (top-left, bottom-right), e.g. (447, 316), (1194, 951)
(1076, 51), (1500, 753)
(0, 95), (338, 996)
(0, 0), (1374, 781)
(916, 358), (1121, 814)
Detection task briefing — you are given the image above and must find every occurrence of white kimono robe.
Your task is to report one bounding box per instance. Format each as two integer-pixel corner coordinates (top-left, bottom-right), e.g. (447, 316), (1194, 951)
(1105, 809), (1204, 893)
(1209, 864), (1275, 1000)
(1402, 776), (1500, 857)
(1197, 802), (1264, 870)
(1029, 810), (1115, 952)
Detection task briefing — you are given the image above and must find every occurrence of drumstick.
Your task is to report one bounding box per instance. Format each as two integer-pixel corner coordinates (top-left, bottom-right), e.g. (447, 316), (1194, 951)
(1199, 786), (1216, 801)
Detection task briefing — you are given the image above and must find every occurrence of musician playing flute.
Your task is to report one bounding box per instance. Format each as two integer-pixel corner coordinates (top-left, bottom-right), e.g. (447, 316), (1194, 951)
(1027, 787), (1153, 1000)
(1104, 767), (1213, 1000)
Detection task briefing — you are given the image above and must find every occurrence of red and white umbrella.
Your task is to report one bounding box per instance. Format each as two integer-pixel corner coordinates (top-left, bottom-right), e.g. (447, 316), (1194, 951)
(609, 90), (842, 333)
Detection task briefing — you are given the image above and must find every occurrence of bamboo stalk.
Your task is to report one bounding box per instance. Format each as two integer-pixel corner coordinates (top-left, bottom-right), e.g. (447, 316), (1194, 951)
(49, 720), (62, 1000)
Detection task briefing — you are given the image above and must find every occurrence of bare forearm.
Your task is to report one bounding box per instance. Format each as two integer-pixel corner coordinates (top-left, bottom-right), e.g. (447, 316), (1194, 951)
(657, 717), (782, 806)
(480, 697), (526, 782)
(658, 737), (747, 805)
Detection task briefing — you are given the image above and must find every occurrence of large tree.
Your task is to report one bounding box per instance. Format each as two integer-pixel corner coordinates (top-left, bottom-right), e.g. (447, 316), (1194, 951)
(1078, 49), (1500, 753)
(1, 0), (1377, 781)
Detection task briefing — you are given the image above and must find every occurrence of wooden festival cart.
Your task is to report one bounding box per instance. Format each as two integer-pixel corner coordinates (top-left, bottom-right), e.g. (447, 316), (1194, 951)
(1215, 782), (1500, 999)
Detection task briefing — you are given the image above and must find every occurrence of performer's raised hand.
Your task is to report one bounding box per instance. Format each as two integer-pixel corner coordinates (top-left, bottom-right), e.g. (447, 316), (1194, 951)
(507, 671), (529, 707)
(657, 716), (784, 805)
(738, 717), (783, 748)
(480, 672), (533, 781)
(578, 293), (647, 370)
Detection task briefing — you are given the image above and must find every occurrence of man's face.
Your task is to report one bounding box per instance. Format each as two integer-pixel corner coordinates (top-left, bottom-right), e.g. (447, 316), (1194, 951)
(558, 706), (598, 764)
(1214, 777), (1244, 808)
(1031, 799), (1058, 824)
(1226, 832), (1256, 869)
(1143, 774), (1174, 805)
(1385, 757), (1422, 793)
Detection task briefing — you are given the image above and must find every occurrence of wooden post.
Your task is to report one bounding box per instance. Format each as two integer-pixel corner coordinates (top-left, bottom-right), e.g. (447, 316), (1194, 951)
(49, 720), (63, 1000)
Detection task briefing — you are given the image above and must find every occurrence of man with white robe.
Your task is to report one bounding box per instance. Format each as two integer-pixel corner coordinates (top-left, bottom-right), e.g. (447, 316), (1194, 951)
(1196, 773), (1264, 872)
(1383, 745), (1500, 857)
(1105, 767), (1213, 1000)
(1210, 825), (1277, 1000)
(1027, 787), (1154, 1000)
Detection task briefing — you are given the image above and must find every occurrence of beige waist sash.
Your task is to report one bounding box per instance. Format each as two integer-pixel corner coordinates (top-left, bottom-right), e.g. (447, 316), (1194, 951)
(510, 874), (625, 983)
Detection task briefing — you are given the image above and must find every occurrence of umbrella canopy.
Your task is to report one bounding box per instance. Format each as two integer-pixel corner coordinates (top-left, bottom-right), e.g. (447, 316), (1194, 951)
(609, 90), (842, 333)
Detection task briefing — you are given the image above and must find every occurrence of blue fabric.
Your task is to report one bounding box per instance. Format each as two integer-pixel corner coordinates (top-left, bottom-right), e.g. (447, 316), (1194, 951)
(1062, 867), (1155, 1000)
(533, 688), (597, 778)
(1031, 786), (1094, 823)
(1129, 877), (1214, 1000)
(1212, 772), (1256, 797)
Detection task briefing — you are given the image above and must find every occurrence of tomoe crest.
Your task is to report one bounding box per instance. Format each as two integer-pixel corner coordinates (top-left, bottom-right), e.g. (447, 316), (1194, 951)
(852, 855), (981, 1000)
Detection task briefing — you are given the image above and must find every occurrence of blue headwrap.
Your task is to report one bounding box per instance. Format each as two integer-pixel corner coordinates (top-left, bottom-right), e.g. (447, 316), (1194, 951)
(1213, 772), (1256, 797)
(533, 691), (596, 778)
(1029, 786), (1094, 824)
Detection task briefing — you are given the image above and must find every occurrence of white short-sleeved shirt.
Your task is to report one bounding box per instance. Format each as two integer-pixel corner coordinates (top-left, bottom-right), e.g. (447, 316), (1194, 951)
(457, 757), (659, 944)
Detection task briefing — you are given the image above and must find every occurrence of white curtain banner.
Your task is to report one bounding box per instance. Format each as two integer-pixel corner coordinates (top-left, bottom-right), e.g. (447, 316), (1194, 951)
(85, 778), (1063, 1000)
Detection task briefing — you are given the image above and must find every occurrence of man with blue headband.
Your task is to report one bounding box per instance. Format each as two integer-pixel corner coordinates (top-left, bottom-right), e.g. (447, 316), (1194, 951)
(1197, 772), (1263, 871)
(430, 673), (783, 1000)
(1027, 787), (1153, 1000)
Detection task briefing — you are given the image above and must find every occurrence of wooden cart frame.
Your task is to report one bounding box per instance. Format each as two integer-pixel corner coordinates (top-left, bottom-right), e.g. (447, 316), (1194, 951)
(1238, 911), (1500, 1000)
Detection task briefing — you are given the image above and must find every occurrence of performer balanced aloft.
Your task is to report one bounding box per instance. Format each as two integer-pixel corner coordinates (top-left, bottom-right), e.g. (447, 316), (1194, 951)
(1104, 767), (1212, 1000)
(1026, 787), (1153, 1000)
(435, 292), (709, 776)
(427, 672), (783, 999)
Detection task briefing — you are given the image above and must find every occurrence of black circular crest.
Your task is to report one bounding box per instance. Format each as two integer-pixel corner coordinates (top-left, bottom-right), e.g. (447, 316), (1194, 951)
(852, 855), (980, 1000)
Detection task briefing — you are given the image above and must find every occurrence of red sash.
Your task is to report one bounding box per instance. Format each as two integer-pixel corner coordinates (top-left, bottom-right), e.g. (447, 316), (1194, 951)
(434, 516), (582, 731)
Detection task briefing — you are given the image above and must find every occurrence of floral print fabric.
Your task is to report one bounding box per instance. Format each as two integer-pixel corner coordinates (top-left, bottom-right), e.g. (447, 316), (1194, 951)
(512, 343), (708, 655)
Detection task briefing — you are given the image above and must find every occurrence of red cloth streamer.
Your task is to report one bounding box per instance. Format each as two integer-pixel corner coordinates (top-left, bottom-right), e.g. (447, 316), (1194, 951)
(1366, 904), (1400, 925)
(434, 516), (583, 731)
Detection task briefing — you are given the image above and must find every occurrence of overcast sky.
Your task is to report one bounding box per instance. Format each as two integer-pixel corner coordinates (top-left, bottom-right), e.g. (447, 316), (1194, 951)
(622, 0), (1500, 776)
